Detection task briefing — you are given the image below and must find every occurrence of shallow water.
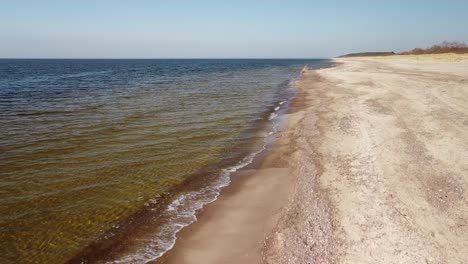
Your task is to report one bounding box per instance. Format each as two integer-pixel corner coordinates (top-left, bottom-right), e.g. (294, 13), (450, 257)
(0, 59), (332, 263)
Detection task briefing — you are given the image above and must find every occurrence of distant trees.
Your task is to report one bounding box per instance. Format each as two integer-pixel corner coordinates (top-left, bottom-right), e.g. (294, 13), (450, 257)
(401, 41), (468, 54)
(338, 52), (395, 58)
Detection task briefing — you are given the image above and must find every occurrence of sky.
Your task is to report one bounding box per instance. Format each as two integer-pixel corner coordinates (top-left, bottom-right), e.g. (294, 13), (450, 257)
(1, 0), (468, 58)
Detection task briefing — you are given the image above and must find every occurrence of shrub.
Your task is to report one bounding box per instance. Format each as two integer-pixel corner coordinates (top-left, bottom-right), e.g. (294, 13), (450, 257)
(401, 41), (468, 54)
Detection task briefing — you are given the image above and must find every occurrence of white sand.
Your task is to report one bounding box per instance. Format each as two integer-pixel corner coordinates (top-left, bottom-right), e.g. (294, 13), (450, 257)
(265, 57), (468, 263)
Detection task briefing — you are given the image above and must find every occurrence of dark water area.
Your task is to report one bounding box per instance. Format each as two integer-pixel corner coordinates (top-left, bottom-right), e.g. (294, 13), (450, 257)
(0, 59), (333, 263)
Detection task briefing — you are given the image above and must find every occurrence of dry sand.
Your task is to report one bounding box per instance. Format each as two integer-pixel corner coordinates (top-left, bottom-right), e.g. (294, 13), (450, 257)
(157, 56), (468, 264)
(265, 56), (468, 264)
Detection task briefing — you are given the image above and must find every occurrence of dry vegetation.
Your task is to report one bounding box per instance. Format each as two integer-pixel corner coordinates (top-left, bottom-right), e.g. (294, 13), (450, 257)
(383, 53), (468, 62)
(401, 41), (468, 54)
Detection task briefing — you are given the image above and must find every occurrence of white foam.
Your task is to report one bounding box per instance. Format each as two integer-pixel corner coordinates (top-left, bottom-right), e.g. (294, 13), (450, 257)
(269, 112), (278, 120)
(111, 89), (291, 264)
(110, 139), (269, 264)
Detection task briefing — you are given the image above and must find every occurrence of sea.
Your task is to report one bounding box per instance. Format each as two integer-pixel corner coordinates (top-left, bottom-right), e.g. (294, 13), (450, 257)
(0, 59), (332, 263)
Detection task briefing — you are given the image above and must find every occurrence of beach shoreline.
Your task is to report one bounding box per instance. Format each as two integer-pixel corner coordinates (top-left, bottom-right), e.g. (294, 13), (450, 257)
(154, 67), (339, 264)
(152, 71), (309, 264)
(60, 61), (337, 264)
(155, 55), (468, 263)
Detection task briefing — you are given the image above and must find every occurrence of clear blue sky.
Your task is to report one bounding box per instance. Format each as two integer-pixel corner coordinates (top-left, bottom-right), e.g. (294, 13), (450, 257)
(1, 0), (467, 58)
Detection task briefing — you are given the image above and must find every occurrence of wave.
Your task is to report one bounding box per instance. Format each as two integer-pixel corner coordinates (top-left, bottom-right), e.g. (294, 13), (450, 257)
(113, 146), (266, 263)
(106, 75), (297, 264)
(16, 110), (76, 116)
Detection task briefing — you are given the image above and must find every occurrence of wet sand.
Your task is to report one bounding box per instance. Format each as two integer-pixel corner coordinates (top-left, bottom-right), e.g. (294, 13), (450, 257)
(153, 84), (300, 264)
(154, 167), (293, 264)
(156, 55), (468, 264)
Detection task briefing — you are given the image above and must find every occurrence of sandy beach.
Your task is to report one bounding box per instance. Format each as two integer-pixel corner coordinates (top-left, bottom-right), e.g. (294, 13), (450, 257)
(4, 2), (468, 264)
(156, 55), (468, 264)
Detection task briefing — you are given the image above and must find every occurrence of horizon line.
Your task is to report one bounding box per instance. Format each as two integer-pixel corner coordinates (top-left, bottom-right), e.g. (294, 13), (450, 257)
(0, 57), (331, 60)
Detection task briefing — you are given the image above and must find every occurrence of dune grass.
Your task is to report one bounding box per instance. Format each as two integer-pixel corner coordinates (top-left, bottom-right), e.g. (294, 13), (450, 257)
(383, 53), (468, 61)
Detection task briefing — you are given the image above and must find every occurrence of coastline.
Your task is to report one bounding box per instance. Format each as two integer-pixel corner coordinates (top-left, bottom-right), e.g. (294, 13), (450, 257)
(154, 166), (292, 264)
(63, 62), (334, 264)
(153, 80), (302, 264)
(153, 68), (334, 264)
(155, 55), (468, 263)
